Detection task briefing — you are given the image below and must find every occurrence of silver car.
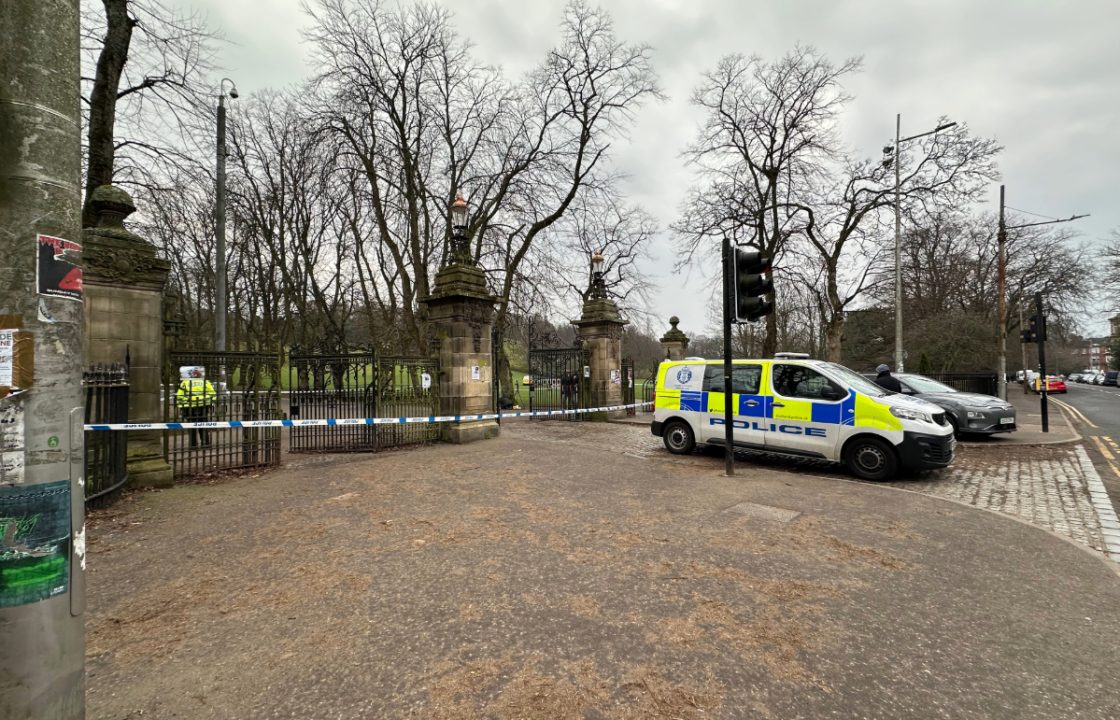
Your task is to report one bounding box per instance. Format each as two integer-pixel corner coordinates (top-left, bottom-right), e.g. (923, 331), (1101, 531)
(894, 373), (1016, 437)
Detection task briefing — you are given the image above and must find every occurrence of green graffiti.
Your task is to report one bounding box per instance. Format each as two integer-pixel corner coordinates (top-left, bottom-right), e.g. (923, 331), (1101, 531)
(0, 515), (41, 545)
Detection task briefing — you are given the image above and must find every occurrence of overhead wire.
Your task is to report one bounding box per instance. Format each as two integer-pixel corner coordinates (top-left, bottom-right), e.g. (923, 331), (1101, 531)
(1006, 206), (1060, 221)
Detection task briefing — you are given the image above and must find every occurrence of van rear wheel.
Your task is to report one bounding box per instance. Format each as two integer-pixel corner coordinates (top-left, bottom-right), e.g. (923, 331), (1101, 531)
(844, 437), (898, 481)
(662, 420), (695, 455)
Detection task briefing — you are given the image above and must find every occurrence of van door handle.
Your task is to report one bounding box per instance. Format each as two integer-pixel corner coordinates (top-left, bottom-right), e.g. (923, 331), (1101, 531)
(772, 402), (784, 408)
(744, 400), (759, 407)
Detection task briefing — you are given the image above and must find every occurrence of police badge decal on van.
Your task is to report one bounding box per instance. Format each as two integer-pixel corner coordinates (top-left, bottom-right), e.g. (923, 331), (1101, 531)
(676, 367), (693, 384)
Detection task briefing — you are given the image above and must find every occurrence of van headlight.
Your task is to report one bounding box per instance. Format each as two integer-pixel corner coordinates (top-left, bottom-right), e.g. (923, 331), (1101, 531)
(890, 406), (933, 424)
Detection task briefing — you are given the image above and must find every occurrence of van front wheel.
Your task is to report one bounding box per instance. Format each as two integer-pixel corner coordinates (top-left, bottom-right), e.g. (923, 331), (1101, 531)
(662, 420), (695, 455)
(844, 437), (898, 481)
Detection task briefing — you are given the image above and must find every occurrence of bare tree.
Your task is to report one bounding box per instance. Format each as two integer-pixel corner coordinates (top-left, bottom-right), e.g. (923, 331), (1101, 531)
(675, 47), (859, 355)
(307, 0), (660, 390)
(795, 124), (1000, 360)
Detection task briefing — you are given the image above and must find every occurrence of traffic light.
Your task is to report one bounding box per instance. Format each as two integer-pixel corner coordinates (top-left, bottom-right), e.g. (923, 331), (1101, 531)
(1021, 313), (1046, 344)
(733, 248), (773, 322)
(1021, 314), (1046, 343)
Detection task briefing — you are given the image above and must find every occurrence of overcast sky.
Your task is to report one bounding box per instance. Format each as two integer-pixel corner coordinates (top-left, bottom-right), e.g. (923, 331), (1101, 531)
(180, 0), (1120, 338)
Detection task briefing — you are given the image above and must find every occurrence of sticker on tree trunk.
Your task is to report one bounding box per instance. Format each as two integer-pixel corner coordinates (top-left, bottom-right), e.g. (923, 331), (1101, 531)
(37, 234), (83, 301)
(0, 480), (71, 607)
(0, 330), (13, 386)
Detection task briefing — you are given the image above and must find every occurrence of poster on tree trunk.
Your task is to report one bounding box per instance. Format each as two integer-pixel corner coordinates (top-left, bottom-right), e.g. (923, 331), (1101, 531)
(0, 480), (71, 607)
(37, 234), (83, 302)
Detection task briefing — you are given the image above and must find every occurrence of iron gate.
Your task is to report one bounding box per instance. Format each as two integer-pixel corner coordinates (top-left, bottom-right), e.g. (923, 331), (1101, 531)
(642, 366), (658, 408)
(622, 358), (636, 415)
(164, 351), (281, 478)
(84, 362), (129, 507)
(288, 350), (439, 453)
(528, 347), (590, 420)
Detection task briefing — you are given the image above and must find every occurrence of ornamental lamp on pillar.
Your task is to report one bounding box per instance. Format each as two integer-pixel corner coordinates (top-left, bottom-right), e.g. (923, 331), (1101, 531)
(450, 193), (469, 264)
(589, 249), (607, 299)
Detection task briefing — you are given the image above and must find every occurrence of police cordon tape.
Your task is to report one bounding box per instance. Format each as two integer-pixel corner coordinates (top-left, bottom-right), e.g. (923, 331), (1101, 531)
(83, 401), (655, 431)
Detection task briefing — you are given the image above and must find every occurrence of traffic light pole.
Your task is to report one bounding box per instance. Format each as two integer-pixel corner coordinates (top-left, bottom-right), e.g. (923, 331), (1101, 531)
(722, 235), (734, 477)
(1035, 293), (1048, 433)
(0, 1), (86, 717)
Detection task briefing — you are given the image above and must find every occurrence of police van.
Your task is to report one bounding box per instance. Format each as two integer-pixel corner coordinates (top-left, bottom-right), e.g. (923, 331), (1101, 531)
(650, 354), (955, 481)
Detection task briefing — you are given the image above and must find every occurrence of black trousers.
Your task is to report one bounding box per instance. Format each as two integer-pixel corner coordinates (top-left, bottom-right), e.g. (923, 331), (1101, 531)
(181, 406), (212, 447)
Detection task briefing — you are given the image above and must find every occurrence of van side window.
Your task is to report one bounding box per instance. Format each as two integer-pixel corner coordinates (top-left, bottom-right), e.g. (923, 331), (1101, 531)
(703, 365), (762, 394)
(772, 364), (843, 400)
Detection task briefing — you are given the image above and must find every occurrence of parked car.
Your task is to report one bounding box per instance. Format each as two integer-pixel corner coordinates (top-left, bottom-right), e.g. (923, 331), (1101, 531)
(891, 373), (1016, 437)
(1042, 376), (1067, 393)
(1068, 373), (1083, 383)
(1093, 372), (1106, 385)
(1106, 371), (1119, 387)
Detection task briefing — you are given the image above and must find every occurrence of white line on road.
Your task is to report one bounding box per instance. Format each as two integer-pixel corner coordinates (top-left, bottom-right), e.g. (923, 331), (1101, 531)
(1075, 445), (1120, 563)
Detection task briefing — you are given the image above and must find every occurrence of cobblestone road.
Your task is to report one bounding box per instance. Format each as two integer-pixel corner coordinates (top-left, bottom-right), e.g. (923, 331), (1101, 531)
(509, 420), (1111, 558)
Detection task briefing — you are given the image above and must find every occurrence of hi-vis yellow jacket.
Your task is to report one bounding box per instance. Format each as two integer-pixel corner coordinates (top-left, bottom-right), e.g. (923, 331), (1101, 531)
(651, 357), (955, 476)
(176, 378), (217, 408)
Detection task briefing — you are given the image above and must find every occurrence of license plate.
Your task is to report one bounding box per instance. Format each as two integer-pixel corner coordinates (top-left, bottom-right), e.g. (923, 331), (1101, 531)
(999, 417), (1014, 425)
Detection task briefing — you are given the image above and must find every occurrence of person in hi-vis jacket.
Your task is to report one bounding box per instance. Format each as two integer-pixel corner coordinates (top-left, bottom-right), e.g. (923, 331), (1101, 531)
(176, 366), (217, 447)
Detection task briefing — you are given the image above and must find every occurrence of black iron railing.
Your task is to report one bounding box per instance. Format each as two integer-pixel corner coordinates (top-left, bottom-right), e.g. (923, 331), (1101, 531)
(921, 372), (999, 397)
(84, 363), (129, 507)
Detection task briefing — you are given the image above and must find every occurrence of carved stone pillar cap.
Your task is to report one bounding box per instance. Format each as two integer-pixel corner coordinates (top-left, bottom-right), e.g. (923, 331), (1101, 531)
(660, 315), (690, 343)
(89, 184), (137, 227)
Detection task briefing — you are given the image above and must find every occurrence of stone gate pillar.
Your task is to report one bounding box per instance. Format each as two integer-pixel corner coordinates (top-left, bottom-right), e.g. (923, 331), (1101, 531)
(82, 185), (173, 487)
(420, 208), (499, 444)
(572, 254), (627, 420)
(660, 316), (690, 360)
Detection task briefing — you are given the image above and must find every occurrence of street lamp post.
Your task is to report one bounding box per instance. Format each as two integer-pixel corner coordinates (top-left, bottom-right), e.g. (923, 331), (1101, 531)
(885, 115), (956, 372)
(215, 77), (238, 352)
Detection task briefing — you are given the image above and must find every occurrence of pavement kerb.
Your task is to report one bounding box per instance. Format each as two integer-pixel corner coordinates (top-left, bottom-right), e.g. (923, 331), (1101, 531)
(776, 462), (1120, 578)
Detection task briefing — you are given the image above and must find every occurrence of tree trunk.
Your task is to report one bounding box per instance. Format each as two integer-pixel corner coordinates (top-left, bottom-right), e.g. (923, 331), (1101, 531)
(84, 0), (134, 228)
(825, 313), (845, 363)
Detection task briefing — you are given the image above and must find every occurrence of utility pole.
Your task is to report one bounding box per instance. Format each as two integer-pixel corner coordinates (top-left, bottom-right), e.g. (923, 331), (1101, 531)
(722, 234), (734, 477)
(997, 186), (1007, 400)
(1019, 301), (1029, 395)
(1036, 293), (1049, 433)
(0, 1), (87, 718)
(998, 196), (1088, 401)
(893, 114), (903, 372)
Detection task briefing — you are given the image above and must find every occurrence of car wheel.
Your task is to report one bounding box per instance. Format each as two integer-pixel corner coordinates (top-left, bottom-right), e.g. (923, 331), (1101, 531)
(844, 436), (898, 482)
(662, 419), (695, 455)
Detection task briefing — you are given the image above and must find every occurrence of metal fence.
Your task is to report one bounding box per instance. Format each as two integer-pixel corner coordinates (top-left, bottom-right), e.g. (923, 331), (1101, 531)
(164, 351), (281, 478)
(528, 347), (590, 420)
(288, 350), (439, 453)
(83, 363), (129, 507)
(922, 372), (999, 397)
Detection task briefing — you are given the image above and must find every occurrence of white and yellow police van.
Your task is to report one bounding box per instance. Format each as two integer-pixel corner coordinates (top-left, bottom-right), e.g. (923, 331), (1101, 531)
(650, 354), (955, 481)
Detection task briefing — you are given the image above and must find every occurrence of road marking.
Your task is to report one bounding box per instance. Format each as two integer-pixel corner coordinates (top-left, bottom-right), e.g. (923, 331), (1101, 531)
(1092, 435), (1116, 461)
(1051, 397), (1097, 428)
(1089, 436), (1120, 483)
(1074, 446), (1120, 563)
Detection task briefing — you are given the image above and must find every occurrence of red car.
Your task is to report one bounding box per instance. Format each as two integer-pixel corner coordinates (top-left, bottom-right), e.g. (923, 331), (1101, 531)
(1045, 376), (1067, 393)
